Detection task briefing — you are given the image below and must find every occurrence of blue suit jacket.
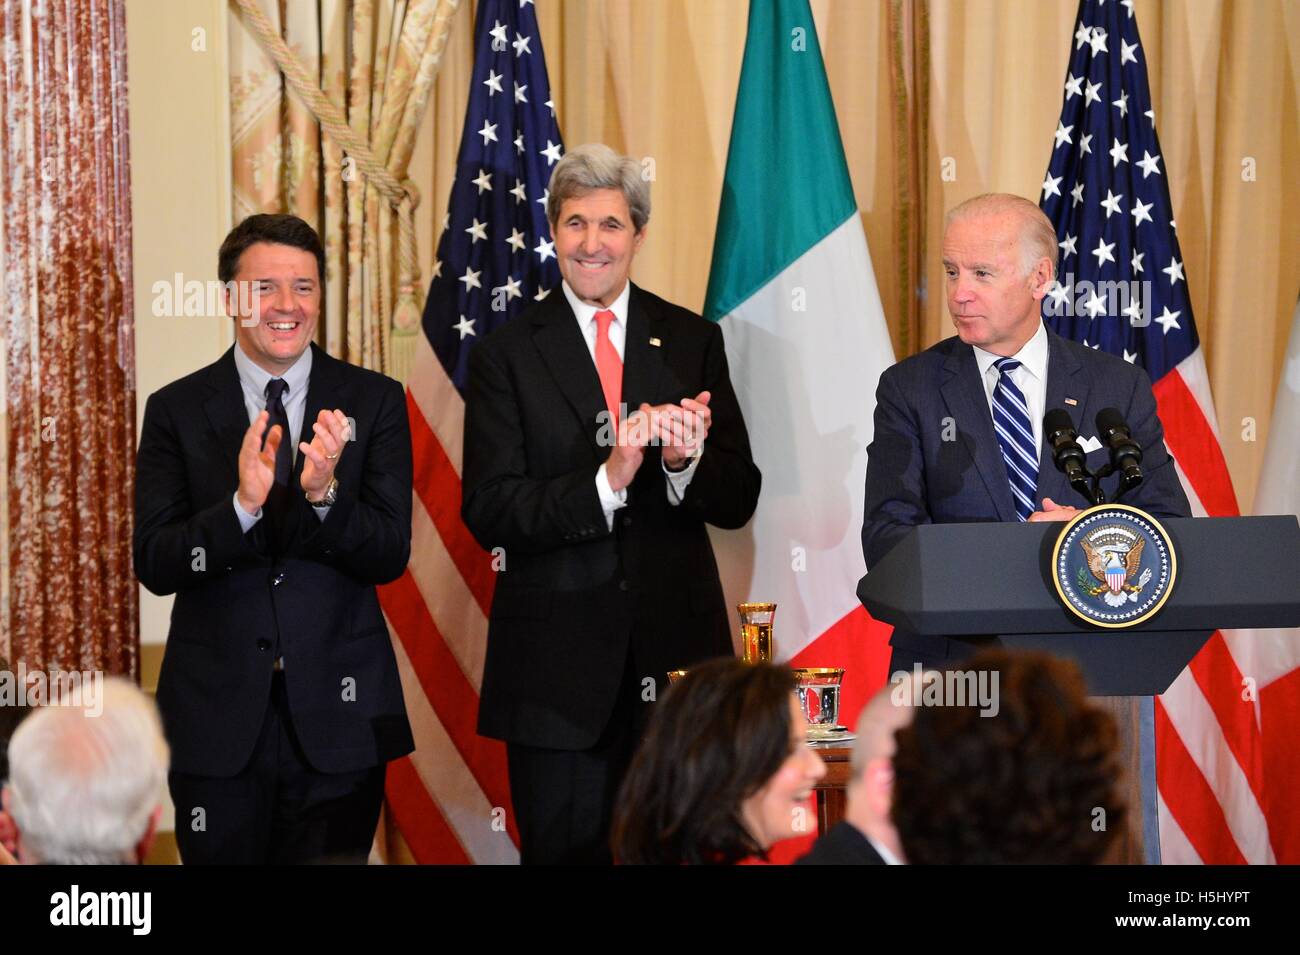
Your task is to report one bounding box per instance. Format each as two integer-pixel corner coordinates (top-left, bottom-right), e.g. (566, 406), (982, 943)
(861, 328), (1191, 662)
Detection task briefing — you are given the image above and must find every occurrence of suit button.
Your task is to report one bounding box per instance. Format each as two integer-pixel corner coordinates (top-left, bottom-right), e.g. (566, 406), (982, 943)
(621, 514), (632, 527)
(272, 572), (286, 587)
(618, 580), (629, 592)
(257, 639), (271, 652)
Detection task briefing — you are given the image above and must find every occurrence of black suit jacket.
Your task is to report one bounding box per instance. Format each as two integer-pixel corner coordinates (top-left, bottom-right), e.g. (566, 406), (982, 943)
(462, 284), (761, 750)
(795, 821), (887, 865)
(862, 328), (1191, 662)
(134, 343), (414, 776)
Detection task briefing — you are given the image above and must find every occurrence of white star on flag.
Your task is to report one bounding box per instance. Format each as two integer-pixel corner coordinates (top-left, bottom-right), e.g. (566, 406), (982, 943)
(510, 179), (527, 203)
(506, 227), (526, 253)
(512, 32), (531, 57)
(1154, 306), (1181, 334)
(1060, 233), (1078, 258)
(1079, 133), (1093, 155)
(514, 82), (528, 104)
(1162, 257), (1185, 285)
(540, 140), (562, 165)
(472, 170), (492, 194)
(478, 120), (498, 145)
(489, 20), (508, 47)
(1136, 150), (1161, 178)
(465, 218), (488, 242)
(1054, 122), (1073, 148)
(459, 266), (482, 291)
(498, 275), (522, 300)
(1082, 289), (1107, 318)
(1092, 237), (1116, 266)
(454, 315), (476, 339)
(1071, 182), (1085, 206)
(1047, 281), (1071, 309)
(1131, 198), (1153, 227)
(1121, 39), (1138, 64)
(1131, 250), (1144, 273)
(484, 69), (503, 96)
(1109, 138), (1129, 166)
(1064, 73), (1083, 99)
(1100, 189), (1123, 218)
(1084, 80), (1102, 106)
(534, 238), (555, 263)
(1121, 299), (1144, 325)
(514, 132), (525, 155)
(1089, 27), (1108, 55)
(1113, 90), (1128, 117)
(1043, 174), (1063, 199)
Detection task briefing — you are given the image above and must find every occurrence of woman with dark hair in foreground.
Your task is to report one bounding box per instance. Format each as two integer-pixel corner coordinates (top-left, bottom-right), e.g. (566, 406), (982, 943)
(612, 658), (826, 865)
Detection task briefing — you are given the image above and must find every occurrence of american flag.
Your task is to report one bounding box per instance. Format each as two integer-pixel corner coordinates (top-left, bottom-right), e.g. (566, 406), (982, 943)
(1041, 0), (1296, 863)
(377, 0), (562, 864)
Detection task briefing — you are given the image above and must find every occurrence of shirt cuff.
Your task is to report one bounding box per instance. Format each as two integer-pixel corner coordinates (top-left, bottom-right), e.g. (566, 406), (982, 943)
(663, 446), (703, 505)
(595, 462), (628, 531)
(233, 491), (262, 533)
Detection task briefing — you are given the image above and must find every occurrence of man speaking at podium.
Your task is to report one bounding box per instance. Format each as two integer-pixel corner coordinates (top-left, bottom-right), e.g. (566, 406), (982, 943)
(861, 193), (1191, 674)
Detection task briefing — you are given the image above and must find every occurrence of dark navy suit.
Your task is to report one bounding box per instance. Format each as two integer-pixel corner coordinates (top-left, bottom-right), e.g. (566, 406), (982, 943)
(861, 326), (1191, 669)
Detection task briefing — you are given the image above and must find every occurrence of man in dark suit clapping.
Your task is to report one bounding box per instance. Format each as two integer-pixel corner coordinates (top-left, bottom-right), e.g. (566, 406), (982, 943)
(462, 144), (761, 864)
(134, 214), (414, 864)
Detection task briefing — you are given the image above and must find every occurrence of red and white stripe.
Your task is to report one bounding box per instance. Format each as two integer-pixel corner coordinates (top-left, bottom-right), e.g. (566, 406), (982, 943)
(378, 334), (520, 864)
(1153, 349), (1298, 863)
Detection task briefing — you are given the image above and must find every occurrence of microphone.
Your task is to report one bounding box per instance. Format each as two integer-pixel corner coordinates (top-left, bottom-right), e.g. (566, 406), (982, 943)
(1044, 408), (1099, 504)
(1095, 407), (1144, 494)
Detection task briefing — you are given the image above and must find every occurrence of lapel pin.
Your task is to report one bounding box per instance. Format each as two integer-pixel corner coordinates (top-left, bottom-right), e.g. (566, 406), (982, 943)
(649, 337), (662, 347)
(1064, 397), (1078, 406)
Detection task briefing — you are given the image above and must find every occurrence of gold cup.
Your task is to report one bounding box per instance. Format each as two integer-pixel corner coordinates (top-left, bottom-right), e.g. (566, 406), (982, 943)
(737, 602), (777, 663)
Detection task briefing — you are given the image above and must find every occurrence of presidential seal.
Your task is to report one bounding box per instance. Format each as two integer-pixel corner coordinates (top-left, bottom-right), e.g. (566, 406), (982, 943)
(1051, 504), (1177, 629)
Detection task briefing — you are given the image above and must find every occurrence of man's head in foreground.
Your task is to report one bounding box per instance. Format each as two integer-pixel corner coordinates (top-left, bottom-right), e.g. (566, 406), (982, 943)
(3, 676), (169, 864)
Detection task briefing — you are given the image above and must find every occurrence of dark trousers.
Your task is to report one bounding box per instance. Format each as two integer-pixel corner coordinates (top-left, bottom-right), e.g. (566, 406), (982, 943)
(505, 652), (647, 865)
(169, 671), (385, 865)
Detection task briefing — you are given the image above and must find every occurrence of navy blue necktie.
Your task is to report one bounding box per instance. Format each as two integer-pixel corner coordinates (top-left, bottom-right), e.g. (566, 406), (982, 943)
(263, 378), (292, 529)
(991, 358), (1038, 521)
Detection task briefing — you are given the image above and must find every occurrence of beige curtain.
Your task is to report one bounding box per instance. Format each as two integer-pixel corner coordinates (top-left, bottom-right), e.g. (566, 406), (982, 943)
(228, 0), (458, 376)
(408, 0), (1299, 512)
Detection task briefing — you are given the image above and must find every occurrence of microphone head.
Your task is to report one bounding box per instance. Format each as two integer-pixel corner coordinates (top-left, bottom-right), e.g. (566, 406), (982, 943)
(1044, 408), (1077, 439)
(1095, 407), (1127, 437)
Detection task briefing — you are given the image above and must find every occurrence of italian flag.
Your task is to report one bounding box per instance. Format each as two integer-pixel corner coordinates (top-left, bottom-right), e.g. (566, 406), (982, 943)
(704, 0), (897, 728)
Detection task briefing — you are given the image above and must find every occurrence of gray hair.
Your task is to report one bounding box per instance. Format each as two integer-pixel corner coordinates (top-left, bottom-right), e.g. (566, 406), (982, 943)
(5, 677), (169, 864)
(546, 143), (650, 233)
(945, 193), (1058, 284)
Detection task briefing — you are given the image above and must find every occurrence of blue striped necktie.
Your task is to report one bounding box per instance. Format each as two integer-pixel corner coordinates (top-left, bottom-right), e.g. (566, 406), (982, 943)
(991, 357), (1038, 521)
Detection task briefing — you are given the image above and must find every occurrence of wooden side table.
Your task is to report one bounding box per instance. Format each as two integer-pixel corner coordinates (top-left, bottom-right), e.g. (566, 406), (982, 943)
(810, 741), (854, 833)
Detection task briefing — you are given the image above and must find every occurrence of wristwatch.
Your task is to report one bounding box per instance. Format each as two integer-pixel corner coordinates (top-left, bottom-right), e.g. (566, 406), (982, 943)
(307, 477), (338, 507)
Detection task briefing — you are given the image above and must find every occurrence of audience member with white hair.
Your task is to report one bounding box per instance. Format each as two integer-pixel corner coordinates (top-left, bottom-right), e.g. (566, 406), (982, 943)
(2, 676), (169, 865)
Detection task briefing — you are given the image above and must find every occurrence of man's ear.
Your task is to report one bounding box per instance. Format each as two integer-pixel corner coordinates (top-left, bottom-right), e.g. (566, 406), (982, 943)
(1029, 259), (1053, 301)
(633, 224), (648, 253)
(135, 805), (163, 865)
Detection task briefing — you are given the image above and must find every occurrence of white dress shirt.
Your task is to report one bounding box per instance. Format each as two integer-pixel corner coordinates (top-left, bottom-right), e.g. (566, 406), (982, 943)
(560, 280), (702, 529)
(972, 320), (1049, 453)
(231, 343), (330, 529)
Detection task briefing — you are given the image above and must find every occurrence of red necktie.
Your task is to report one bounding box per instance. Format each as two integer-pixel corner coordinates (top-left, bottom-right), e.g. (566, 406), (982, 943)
(594, 309), (623, 424)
